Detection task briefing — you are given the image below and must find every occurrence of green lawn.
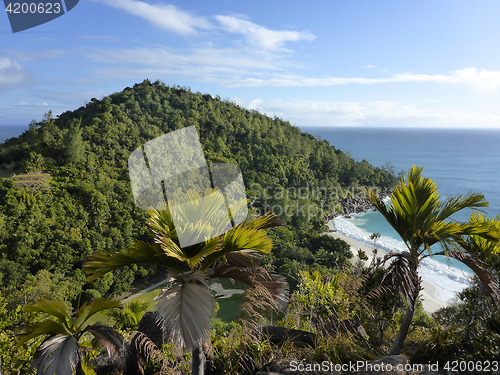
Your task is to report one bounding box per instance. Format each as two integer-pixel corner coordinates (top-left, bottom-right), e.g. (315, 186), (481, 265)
(13, 173), (50, 180)
(0, 169), (52, 185)
(87, 278), (247, 329)
(127, 278), (246, 324)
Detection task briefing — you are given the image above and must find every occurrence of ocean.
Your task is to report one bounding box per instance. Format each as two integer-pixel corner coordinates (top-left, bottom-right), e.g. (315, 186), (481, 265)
(301, 126), (500, 304)
(0, 125), (29, 144)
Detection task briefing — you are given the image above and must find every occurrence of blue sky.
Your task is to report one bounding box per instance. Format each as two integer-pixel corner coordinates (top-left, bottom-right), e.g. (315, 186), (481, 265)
(2, 0), (500, 128)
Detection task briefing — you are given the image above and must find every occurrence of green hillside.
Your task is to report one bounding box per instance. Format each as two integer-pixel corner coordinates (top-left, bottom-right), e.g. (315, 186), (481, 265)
(0, 80), (395, 308)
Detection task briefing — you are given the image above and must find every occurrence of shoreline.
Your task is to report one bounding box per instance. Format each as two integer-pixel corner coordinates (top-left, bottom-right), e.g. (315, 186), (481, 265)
(328, 231), (448, 314)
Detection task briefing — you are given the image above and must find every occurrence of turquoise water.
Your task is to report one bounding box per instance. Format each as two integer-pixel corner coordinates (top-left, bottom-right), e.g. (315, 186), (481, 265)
(304, 126), (500, 303)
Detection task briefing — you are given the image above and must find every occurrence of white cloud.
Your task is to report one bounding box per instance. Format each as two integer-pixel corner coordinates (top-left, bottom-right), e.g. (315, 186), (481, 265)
(215, 15), (315, 51)
(0, 58), (33, 92)
(452, 68), (500, 92)
(82, 47), (281, 70)
(98, 0), (213, 36)
(79, 46), (293, 85)
(76, 43), (500, 93)
(227, 72), (461, 87)
(224, 69), (500, 89)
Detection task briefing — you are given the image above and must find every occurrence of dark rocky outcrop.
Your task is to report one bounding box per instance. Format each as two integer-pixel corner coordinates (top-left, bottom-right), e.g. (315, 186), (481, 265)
(353, 355), (408, 375)
(137, 311), (165, 348)
(254, 326), (316, 348)
(89, 348), (132, 375)
(325, 191), (389, 223)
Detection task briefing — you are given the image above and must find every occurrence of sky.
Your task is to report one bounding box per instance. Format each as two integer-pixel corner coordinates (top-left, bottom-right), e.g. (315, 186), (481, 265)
(2, 0), (500, 128)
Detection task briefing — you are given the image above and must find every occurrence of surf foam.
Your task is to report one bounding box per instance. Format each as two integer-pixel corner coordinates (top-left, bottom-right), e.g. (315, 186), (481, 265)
(331, 216), (473, 303)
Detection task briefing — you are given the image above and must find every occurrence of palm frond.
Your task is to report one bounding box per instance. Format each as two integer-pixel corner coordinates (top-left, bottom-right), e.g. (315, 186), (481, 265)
(155, 271), (216, 352)
(465, 213), (500, 258)
(436, 193), (488, 221)
(446, 250), (500, 306)
(72, 298), (122, 331)
(130, 331), (165, 374)
(85, 324), (125, 359)
(32, 335), (80, 375)
(104, 299), (148, 331)
(23, 299), (70, 330)
(224, 249), (263, 268)
(166, 189), (234, 249)
(200, 214), (276, 271)
(366, 166), (494, 256)
(84, 240), (184, 282)
(210, 265), (288, 308)
(16, 320), (71, 349)
(382, 252), (420, 307)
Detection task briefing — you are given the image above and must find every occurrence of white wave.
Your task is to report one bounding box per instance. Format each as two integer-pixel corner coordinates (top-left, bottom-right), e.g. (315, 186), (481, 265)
(332, 216), (472, 304)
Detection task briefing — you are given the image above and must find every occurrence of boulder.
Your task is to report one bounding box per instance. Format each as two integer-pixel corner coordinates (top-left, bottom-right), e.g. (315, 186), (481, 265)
(355, 355), (408, 375)
(254, 326), (316, 348)
(89, 348), (130, 375)
(137, 311), (165, 348)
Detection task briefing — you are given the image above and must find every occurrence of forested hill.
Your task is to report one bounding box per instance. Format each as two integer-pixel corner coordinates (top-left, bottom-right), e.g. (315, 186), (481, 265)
(0, 80), (396, 307)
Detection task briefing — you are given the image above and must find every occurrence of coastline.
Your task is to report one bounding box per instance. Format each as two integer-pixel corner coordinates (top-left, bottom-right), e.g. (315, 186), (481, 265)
(328, 231), (448, 314)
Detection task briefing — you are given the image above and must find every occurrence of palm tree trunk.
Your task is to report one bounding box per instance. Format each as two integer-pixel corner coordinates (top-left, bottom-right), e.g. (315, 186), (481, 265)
(192, 344), (205, 375)
(389, 282), (419, 355)
(75, 363), (86, 375)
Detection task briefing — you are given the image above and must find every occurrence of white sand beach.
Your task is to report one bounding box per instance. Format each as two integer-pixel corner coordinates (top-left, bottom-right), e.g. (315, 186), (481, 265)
(328, 232), (448, 314)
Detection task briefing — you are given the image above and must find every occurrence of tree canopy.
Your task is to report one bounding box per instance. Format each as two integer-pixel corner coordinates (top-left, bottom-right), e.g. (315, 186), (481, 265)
(0, 80), (396, 308)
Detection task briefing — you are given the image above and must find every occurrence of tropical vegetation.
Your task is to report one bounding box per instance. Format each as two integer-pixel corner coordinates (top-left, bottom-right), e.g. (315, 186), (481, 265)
(1, 81), (499, 373)
(365, 166), (500, 355)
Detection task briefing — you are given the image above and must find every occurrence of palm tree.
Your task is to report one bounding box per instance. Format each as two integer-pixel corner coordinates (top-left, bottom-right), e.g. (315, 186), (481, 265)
(365, 166), (500, 355)
(16, 297), (124, 375)
(84, 189), (287, 375)
(104, 299), (149, 332)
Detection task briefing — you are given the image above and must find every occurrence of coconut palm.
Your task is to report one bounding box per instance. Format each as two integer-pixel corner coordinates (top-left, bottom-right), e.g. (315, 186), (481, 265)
(365, 166), (500, 355)
(16, 297), (124, 375)
(84, 189), (287, 374)
(104, 299), (149, 332)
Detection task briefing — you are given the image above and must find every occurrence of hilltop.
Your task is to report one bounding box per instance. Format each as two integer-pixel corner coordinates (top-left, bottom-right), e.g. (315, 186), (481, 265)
(0, 80), (396, 307)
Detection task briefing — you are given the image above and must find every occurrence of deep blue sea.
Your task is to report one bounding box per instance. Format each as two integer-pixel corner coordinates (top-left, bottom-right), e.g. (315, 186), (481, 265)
(0, 125), (29, 144)
(301, 126), (500, 303)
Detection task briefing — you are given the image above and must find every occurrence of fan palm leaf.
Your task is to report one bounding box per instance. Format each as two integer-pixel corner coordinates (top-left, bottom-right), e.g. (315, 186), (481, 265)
(17, 297), (123, 375)
(155, 271), (216, 351)
(32, 335), (80, 375)
(84, 188), (287, 367)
